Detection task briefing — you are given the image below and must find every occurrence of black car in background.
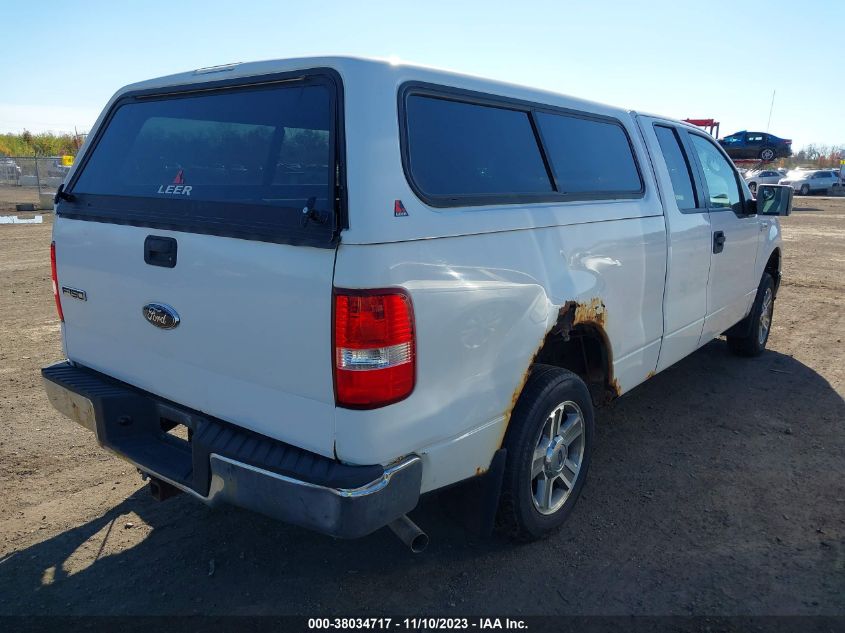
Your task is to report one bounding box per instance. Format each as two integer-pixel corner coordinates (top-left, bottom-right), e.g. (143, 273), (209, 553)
(718, 131), (793, 161)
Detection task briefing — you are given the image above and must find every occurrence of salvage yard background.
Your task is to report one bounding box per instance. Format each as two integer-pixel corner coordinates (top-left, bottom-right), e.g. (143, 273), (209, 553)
(0, 200), (843, 615)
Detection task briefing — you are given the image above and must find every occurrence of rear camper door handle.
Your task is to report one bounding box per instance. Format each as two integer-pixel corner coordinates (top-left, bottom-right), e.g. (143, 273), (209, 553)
(144, 236), (178, 268)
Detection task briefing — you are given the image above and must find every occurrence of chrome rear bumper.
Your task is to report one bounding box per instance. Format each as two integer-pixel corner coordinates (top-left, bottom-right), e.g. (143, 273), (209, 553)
(205, 454), (421, 537)
(42, 361), (422, 538)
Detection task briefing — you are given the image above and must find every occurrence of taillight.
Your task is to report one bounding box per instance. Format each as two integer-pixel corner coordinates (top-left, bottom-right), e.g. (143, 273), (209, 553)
(334, 289), (415, 408)
(50, 241), (64, 322)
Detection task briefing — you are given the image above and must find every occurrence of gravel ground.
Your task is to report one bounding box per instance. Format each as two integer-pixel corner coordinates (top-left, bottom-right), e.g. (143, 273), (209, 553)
(0, 199), (843, 617)
(0, 184), (41, 212)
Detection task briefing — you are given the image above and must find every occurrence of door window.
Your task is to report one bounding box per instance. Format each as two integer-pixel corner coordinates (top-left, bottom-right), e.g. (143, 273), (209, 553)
(689, 135), (742, 212)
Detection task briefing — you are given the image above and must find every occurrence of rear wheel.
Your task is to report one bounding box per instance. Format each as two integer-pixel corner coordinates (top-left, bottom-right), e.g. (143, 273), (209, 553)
(727, 272), (775, 357)
(498, 365), (594, 540)
(760, 148), (775, 161)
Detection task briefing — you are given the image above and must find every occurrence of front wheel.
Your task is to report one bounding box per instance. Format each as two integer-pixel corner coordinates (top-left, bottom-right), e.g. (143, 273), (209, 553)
(498, 365), (595, 541)
(727, 272), (775, 356)
(799, 184), (810, 195)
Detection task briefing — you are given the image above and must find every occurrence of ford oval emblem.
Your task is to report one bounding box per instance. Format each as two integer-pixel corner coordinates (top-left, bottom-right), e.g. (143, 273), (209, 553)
(142, 303), (180, 330)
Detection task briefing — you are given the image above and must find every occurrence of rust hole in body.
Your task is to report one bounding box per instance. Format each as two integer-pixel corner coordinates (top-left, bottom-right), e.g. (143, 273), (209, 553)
(500, 298), (617, 448)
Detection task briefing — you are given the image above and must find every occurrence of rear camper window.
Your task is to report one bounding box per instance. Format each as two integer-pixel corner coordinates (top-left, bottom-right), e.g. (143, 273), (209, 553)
(535, 112), (642, 195)
(404, 95), (553, 201)
(401, 86), (644, 207)
(67, 74), (340, 246)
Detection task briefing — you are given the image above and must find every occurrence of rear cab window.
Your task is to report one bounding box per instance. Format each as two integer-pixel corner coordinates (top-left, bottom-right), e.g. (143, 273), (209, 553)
(64, 70), (343, 246)
(399, 84), (643, 208)
(653, 125), (699, 211)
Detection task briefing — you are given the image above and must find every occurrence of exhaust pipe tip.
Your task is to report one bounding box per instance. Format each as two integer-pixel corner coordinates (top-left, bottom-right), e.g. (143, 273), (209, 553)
(388, 514), (428, 553)
(408, 530), (429, 554)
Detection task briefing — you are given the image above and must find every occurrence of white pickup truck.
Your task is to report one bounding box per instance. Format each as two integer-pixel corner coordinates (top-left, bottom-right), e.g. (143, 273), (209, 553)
(43, 57), (792, 550)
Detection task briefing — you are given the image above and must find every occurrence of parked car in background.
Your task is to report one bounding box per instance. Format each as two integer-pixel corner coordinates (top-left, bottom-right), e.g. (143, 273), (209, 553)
(779, 169), (839, 195)
(744, 169), (783, 194)
(0, 157), (22, 183)
(719, 131), (792, 161)
(47, 159), (71, 179)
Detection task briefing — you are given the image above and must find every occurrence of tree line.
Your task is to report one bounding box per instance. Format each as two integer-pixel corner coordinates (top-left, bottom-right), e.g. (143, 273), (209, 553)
(783, 144), (844, 169)
(0, 131), (85, 157)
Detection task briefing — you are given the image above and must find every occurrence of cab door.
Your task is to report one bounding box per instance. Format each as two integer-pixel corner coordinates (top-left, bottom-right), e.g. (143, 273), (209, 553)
(639, 119), (712, 372)
(684, 131), (761, 345)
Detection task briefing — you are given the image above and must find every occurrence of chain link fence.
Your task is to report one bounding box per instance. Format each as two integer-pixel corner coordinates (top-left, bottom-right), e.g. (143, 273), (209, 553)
(0, 156), (70, 212)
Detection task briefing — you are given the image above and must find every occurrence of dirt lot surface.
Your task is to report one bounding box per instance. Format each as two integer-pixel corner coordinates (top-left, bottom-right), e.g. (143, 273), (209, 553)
(0, 200), (843, 617)
(0, 184), (41, 212)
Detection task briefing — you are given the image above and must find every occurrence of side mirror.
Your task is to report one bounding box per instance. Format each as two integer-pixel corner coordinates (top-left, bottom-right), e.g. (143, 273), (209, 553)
(756, 184), (793, 216)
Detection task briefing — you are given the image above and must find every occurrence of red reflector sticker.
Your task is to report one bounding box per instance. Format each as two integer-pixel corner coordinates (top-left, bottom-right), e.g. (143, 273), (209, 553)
(394, 199), (408, 217)
(172, 169), (185, 185)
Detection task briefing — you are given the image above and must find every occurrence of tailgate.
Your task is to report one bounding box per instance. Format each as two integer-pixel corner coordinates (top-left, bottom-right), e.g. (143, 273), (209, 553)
(53, 69), (343, 457)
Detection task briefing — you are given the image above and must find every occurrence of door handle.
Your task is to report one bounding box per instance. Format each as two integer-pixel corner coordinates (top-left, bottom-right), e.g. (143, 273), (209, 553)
(760, 221), (770, 231)
(713, 231), (726, 254)
(144, 235), (177, 268)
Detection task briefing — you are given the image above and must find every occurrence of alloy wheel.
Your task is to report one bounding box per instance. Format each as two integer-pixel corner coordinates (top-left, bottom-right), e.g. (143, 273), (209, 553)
(758, 287), (773, 346)
(530, 401), (585, 515)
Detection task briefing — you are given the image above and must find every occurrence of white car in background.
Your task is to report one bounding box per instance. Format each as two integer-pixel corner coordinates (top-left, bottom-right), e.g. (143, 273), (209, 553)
(744, 169), (783, 194)
(778, 169), (839, 195)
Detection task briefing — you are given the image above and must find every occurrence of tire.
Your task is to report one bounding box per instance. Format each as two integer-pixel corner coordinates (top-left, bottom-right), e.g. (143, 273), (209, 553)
(727, 272), (775, 357)
(759, 148), (775, 161)
(498, 365), (595, 541)
(748, 182), (758, 194)
(799, 184), (810, 195)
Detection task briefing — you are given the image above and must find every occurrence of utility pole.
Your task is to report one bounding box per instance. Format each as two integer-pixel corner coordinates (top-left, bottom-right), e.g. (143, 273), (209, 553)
(34, 149), (41, 196)
(766, 90), (776, 133)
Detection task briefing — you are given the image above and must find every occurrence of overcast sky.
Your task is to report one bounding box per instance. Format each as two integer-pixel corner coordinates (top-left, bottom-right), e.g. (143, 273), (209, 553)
(1, 0), (842, 149)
